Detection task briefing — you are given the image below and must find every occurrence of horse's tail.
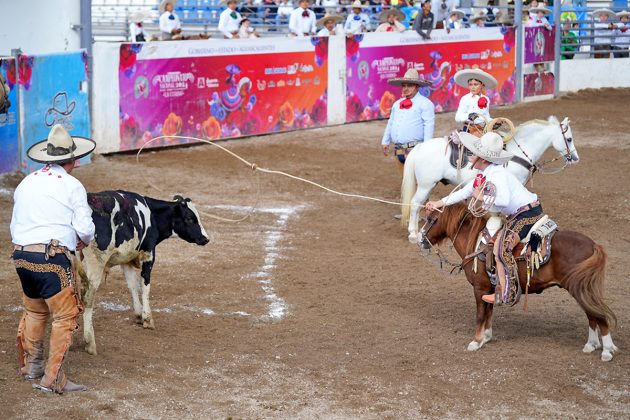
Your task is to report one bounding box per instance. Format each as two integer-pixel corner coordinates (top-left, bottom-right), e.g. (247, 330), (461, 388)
(564, 243), (617, 329)
(400, 151), (417, 227)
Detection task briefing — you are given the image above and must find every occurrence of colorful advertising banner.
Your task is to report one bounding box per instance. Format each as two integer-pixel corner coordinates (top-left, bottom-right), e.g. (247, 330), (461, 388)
(345, 28), (516, 122)
(524, 27), (556, 64)
(118, 37), (329, 151)
(0, 57), (19, 174)
(18, 51), (91, 173)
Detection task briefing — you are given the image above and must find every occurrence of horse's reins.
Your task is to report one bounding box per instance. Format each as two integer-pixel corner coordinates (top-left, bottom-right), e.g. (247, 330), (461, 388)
(136, 135), (421, 222)
(511, 122), (573, 180)
(419, 211), (471, 274)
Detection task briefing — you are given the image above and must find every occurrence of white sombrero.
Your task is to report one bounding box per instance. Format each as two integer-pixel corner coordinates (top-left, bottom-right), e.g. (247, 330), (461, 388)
(347, 0), (368, 9)
(470, 13), (487, 23)
(616, 10), (630, 18)
(528, 6), (551, 15)
(454, 68), (497, 89)
(387, 68), (432, 87)
(379, 8), (406, 22)
(159, 0), (178, 13)
(129, 9), (152, 23)
(592, 8), (616, 19)
(316, 13), (344, 27)
(449, 9), (465, 19)
(27, 124), (96, 164)
(459, 131), (513, 164)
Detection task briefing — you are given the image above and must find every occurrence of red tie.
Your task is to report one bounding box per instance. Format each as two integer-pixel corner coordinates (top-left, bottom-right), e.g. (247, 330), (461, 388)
(400, 98), (413, 109)
(386, 26), (393, 32)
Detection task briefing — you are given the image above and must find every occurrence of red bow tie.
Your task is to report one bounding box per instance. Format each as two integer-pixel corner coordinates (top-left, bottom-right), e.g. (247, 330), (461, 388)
(386, 26), (394, 32)
(477, 96), (488, 109)
(537, 19), (542, 23)
(400, 98), (413, 109)
(621, 27), (628, 33)
(473, 173), (486, 189)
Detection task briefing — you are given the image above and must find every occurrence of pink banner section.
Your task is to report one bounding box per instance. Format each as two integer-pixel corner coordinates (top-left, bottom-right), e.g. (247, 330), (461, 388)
(524, 71), (555, 97)
(524, 27), (556, 64)
(345, 28), (516, 122)
(118, 37), (328, 151)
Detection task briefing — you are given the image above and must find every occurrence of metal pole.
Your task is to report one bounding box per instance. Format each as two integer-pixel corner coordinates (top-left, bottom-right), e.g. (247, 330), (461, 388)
(514, 0), (523, 103)
(553, 0), (561, 97)
(80, 0), (93, 133)
(11, 48), (23, 171)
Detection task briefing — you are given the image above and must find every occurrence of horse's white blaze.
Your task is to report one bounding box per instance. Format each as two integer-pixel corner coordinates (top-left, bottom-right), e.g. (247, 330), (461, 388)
(601, 333), (617, 362)
(583, 326), (601, 353)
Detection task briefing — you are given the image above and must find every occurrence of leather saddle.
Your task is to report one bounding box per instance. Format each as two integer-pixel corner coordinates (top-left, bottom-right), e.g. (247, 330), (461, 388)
(446, 133), (473, 170)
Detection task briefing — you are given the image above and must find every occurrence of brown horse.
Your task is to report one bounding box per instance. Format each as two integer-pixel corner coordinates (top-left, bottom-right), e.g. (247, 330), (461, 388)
(419, 203), (618, 361)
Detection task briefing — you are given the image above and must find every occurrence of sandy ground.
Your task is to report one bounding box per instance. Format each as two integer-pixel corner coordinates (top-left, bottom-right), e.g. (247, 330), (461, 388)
(0, 88), (629, 419)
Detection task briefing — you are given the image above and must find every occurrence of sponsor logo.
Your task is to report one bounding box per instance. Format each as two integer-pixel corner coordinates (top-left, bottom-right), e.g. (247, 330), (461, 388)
(314, 77), (321, 85)
(268, 81), (276, 88)
(287, 80), (294, 86)
(277, 80), (286, 87)
(257, 80), (266, 90)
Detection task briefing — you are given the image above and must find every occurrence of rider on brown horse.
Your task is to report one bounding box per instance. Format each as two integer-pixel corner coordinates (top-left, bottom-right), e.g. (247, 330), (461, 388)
(426, 131), (543, 305)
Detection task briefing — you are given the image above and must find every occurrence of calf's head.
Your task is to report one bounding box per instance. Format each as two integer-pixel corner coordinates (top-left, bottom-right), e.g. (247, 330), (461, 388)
(172, 195), (210, 245)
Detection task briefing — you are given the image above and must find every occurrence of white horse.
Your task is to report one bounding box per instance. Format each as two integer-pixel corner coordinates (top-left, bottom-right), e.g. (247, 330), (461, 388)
(401, 116), (579, 242)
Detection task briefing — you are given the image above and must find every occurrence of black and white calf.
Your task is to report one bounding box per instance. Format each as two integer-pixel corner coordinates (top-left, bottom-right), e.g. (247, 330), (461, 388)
(78, 191), (209, 355)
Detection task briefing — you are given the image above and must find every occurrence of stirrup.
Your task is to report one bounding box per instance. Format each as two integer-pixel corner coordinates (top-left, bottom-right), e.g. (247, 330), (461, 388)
(32, 383), (55, 393)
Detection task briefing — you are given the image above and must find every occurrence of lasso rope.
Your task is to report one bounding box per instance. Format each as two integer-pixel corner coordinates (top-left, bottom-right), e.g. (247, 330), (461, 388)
(135, 135), (417, 222)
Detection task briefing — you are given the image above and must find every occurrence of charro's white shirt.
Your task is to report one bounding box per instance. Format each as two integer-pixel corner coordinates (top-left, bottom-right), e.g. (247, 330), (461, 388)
(455, 92), (491, 124)
(10, 164), (95, 251)
(129, 23), (146, 42)
(442, 164), (538, 215)
(218, 8), (242, 38)
(289, 7), (317, 36)
(159, 11), (181, 34)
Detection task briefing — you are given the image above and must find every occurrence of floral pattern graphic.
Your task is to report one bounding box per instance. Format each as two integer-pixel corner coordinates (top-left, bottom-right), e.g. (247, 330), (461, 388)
(201, 116), (221, 139)
(379, 91), (395, 118)
(18, 55), (34, 90)
(278, 101), (295, 129)
(162, 112), (183, 136)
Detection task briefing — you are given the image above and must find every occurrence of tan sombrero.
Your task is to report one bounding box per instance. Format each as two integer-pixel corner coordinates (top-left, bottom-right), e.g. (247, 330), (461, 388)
(528, 6), (551, 15)
(379, 8), (406, 22)
(459, 131), (513, 165)
(347, 0), (368, 9)
(592, 8), (616, 19)
(317, 13), (344, 27)
(449, 9), (465, 19)
(470, 13), (487, 23)
(454, 68), (497, 89)
(387, 68), (432, 87)
(159, 0), (178, 13)
(129, 9), (152, 23)
(616, 10), (630, 18)
(27, 124), (96, 164)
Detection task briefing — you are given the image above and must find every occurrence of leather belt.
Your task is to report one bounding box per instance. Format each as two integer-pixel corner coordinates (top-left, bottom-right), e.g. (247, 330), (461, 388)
(394, 140), (422, 150)
(13, 244), (49, 253)
(509, 200), (540, 219)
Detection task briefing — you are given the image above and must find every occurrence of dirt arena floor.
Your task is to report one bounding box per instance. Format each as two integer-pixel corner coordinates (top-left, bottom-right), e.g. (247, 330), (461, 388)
(1, 88), (629, 418)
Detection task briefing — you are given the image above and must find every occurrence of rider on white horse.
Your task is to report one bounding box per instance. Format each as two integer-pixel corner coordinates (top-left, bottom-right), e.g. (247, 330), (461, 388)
(426, 132), (545, 306)
(381, 68), (435, 173)
(454, 68), (497, 135)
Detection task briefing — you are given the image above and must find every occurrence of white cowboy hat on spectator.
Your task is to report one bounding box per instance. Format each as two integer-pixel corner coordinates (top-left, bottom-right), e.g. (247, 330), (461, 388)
(459, 131), (513, 164)
(454, 68), (498, 89)
(27, 124), (96, 164)
(129, 9), (152, 23)
(616, 10), (630, 18)
(592, 8), (616, 19)
(529, 6), (551, 15)
(379, 8), (406, 22)
(316, 13), (344, 27)
(387, 68), (432, 87)
(219, 0), (239, 5)
(449, 9), (466, 19)
(159, 0), (178, 13)
(469, 13), (487, 23)
(347, 0), (369, 9)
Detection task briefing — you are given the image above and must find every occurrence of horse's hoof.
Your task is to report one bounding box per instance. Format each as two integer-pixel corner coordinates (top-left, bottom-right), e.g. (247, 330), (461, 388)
(408, 233), (418, 243)
(601, 351), (613, 362)
(142, 319), (155, 330)
(582, 342), (601, 353)
(467, 341), (482, 351)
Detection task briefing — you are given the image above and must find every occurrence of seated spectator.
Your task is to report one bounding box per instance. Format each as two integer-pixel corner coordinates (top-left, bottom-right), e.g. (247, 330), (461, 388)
(320, 0), (341, 13)
(469, 13), (486, 28)
(218, 0), (243, 38)
(432, 0), (457, 29)
(612, 11), (630, 58)
(262, 0), (278, 25)
(561, 21), (578, 60)
(276, 0), (293, 26)
(376, 9), (407, 32)
(446, 8), (465, 30)
(239, 0), (259, 19)
(344, 0), (371, 34)
(289, 0), (317, 36)
(413, 0), (434, 39)
(527, 0), (540, 21)
(526, 5), (551, 30)
(592, 8), (616, 58)
(129, 10), (150, 42)
(484, 0), (498, 25)
(159, 0), (182, 40)
(238, 17), (261, 37)
(316, 13), (344, 35)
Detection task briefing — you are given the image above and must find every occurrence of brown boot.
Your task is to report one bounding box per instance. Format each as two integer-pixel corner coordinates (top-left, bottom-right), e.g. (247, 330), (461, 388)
(17, 295), (49, 380)
(38, 288), (83, 394)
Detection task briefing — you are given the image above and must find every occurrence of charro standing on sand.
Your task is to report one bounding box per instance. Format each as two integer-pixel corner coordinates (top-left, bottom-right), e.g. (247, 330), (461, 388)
(381, 68), (435, 173)
(11, 124), (96, 394)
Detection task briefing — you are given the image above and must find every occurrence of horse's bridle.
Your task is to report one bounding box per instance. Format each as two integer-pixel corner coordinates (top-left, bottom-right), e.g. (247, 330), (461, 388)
(559, 121), (575, 162)
(419, 211), (470, 273)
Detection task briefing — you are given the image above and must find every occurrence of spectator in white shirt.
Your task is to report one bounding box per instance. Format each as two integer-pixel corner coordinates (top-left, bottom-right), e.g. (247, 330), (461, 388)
(276, 0), (293, 26)
(238, 17), (261, 37)
(375, 9), (407, 32)
(219, 0), (243, 38)
(129, 10), (150, 42)
(592, 8), (616, 58)
(289, 0), (317, 37)
(316, 13), (343, 35)
(431, 0), (457, 29)
(159, 0), (182, 40)
(344, 0), (371, 34)
(525, 5), (551, 30)
(446, 8), (465, 31)
(612, 11), (630, 58)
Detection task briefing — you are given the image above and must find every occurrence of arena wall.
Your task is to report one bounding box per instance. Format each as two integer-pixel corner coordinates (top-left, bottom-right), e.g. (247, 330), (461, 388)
(0, 0), (81, 55)
(559, 57), (630, 92)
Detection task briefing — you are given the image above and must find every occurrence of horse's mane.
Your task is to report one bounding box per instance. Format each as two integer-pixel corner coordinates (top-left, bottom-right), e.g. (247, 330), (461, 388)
(441, 203), (487, 254)
(513, 116), (559, 141)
